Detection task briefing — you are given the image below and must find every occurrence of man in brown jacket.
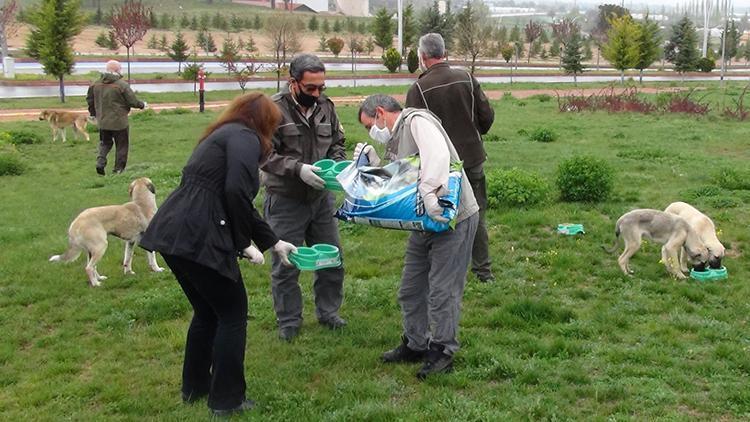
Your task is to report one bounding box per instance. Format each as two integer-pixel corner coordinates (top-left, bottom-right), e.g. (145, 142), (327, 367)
(260, 54), (347, 341)
(86, 60), (146, 175)
(405, 33), (496, 283)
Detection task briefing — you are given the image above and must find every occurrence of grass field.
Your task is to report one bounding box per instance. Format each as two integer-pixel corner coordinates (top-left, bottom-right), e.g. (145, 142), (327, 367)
(1, 89), (749, 420)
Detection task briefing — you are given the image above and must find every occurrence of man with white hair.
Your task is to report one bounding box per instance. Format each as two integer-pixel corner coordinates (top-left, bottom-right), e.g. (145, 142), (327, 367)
(405, 33), (496, 283)
(86, 60), (147, 175)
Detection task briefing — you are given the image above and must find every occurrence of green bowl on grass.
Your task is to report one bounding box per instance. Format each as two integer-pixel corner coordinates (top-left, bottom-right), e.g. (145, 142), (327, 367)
(690, 266), (728, 281)
(557, 223), (585, 235)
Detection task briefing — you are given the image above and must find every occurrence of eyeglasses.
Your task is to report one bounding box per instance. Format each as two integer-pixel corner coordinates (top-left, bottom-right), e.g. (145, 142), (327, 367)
(297, 82), (326, 94)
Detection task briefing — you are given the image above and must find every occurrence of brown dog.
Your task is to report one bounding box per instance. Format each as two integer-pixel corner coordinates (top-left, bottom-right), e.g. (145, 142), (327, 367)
(49, 178), (164, 286)
(38, 110), (91, 142)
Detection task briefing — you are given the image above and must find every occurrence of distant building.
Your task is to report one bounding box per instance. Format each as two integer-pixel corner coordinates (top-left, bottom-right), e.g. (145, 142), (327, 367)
(232, 0), (327, 13)
(335, 0), (369, 17)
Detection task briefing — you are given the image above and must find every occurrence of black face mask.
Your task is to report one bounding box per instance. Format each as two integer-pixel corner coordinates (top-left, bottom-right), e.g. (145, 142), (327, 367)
(294, 84), (318, 108)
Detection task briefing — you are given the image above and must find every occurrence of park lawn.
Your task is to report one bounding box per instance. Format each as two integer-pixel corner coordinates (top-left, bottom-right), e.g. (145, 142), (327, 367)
(0, 95), (749, 420)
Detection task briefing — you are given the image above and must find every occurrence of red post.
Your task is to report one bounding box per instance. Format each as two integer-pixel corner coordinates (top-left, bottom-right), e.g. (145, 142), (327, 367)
(198, 68), (206, 113)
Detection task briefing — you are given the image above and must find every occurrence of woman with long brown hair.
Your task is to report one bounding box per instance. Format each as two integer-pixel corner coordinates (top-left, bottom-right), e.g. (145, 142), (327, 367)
(140, 92), (296, 417)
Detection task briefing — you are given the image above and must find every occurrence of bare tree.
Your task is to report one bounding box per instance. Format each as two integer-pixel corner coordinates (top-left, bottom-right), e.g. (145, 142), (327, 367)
(265, 14), (300, 91)
(524, 20), (543, 63)
(551, 18), (580, 68)
(110, 0), (151, 82)
(0, 0), (18, 60)
(454, 0), (492, 75)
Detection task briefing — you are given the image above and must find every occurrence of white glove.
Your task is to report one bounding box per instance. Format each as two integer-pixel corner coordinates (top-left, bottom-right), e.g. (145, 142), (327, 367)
(300, 164), (325, 190)
(242, 245), (264, 265)
(353, 143), (380, 166)
(87, 116), (97, 125)
(142, 101), (149, 109)
(423, 193), (449, 223)
(272, 240), (297, 267)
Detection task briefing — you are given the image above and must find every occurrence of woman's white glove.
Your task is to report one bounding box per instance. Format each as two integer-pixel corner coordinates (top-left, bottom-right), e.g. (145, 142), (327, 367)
(423, 193), (449, 223)
(242, 245), (265, 265)
(272, 240), (297, 266)
(299, 164), (325, 190)
(353, 143), (380, 166)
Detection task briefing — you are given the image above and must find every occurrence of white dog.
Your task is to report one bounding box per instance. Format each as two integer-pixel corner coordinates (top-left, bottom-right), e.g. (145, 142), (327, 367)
(665, 201), (725, 271)
(49, 178), (164, 286)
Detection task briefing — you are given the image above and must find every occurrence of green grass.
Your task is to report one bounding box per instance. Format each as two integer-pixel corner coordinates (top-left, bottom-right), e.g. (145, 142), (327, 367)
(1, 95), (749, 420)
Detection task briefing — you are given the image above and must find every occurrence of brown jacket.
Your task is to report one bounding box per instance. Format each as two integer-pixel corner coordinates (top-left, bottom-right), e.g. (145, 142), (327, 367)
(405, 62), (494, 168)
(86, 72), (145, 131)
(260, 86), (347, 202)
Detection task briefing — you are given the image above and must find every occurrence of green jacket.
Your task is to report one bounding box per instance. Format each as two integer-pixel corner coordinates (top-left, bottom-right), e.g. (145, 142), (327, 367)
(86, 73), (144, 131)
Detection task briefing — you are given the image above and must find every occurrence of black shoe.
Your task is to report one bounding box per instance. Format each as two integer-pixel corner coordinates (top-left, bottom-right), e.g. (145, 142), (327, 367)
(416, 343), (453, 380)
(319, 315), (347, 330)
(181, 391), (207, 404)
(95, 166), (105, 176)
(382, 335), (426, 363)
(279, 326), (299, 342)
(210, 399), (255, 417)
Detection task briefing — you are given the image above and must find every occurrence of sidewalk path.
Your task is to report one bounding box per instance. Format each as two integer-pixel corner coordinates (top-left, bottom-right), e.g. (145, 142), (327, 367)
(0, 87), (691, 122)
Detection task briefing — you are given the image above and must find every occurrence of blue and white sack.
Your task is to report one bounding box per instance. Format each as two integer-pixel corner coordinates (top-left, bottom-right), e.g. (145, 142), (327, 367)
(335, 154), (462, 233)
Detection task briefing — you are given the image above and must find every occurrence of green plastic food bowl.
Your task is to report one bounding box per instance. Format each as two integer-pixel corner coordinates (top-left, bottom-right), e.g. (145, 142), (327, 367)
(690, 266), (728, 281)
(313, 159), (336, 175)
(557, 223), (585, 235)
(289, 244), (341, 271)
(333, 160), (352, 174)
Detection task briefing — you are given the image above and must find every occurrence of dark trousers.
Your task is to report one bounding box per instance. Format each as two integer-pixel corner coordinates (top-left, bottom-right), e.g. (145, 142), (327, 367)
(161, 254), (247, 411)
(465, 163), (493, 279)
(97, 128), (129, 173)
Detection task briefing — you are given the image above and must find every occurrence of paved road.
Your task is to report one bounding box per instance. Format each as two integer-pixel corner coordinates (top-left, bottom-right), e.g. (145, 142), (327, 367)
(1, 73), (745, 99)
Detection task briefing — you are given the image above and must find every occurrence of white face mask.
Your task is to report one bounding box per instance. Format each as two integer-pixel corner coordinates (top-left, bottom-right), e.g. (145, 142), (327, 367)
(368, 113), (391, 144)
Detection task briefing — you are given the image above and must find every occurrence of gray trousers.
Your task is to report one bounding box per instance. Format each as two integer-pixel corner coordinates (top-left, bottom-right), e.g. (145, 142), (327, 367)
(466, 163), (492, 279)
(264, 192), (344, 329)
(399, 212), (478, 356)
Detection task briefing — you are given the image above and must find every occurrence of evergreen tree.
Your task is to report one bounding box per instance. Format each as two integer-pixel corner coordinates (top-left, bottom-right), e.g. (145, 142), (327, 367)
(231, 14), (243, 32)
(25, 0), (84, 102)
(322, 19), (330, 33)
(357, 21), (367, 34)
(318, 34), (327, 51)
(199, 12), (210, 30)
(407, 48), (419, 73)
(159, 34), (168, 51)
(419, 0), (455, 50)
(190, 15), (198, 30)
(720, 20), (740, 64)
(634, 17), (660, 83)
(149, 10), (157, 28)
(245, 35), (257, 54)
(454, 0), (492, 74)
(168, 31), (189, 72)
(496, 25), (507, 45)
(159, 12), (171, 29)
(562, 32), (584, 84)
(146, 33), (158, 49)
(253, 15), (261, 30)
(333, 19), (342, 32)
(540, 28), (549, 44)
(217, 36), (240, 74)
(203, 32), (217, 55)
(180, 14), (190, 28)
(308, 15), (319, 32)
(602, 15), (640, 83)
(509, 25), (520, 42)
(402, 4), (417, 55)
(371, 7), (393, 53)
(345, 18), (356, 33)
(550, 38), (560, 57)
(664, 16), (700, 75)
(195, 30), (207, 51)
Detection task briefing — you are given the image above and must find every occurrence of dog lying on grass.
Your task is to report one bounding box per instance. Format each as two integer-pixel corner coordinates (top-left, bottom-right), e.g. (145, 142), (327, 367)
(49, 177), (164, 287)
(665, 201), (725, 271)
(38, 110), (91, 142)
(607, 209), (709, 279)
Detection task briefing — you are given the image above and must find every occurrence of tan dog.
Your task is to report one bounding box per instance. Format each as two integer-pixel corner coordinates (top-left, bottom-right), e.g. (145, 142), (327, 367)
(49, 178), (164, 286)
(608, 209), (708, 279)
(665, 201), (725, 271)
(38, 110), (91, 142)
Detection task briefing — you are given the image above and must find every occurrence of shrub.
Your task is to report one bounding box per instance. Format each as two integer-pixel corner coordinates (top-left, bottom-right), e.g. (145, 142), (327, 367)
(94, 31), (118, 50)
(714, 167), (750, 190)
(407, 49), (419, 73)
(528, 128), (557, 143)
(5, 130), (43, 145)
(696, 57), (715, 73)
(556, 156), (613, 202)
(326, 37), (344, 57)
(382, 47), (402, 73)
(483, 134), (506, 143)
(0, 154), (25, 176)
(487, 168), (550, 208)
(530, 94), (552, 102)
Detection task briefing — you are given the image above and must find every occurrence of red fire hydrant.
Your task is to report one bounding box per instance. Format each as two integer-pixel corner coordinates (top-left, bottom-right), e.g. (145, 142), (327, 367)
(198, 67), (206, 113)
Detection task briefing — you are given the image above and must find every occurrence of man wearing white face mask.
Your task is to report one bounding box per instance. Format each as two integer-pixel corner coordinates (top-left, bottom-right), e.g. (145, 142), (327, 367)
(406, 33), (496, 283)
(354, 94), (479, 380)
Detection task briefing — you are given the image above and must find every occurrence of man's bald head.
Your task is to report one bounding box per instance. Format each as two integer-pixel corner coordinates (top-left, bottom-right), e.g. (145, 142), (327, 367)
(105, 60), (122, 74)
